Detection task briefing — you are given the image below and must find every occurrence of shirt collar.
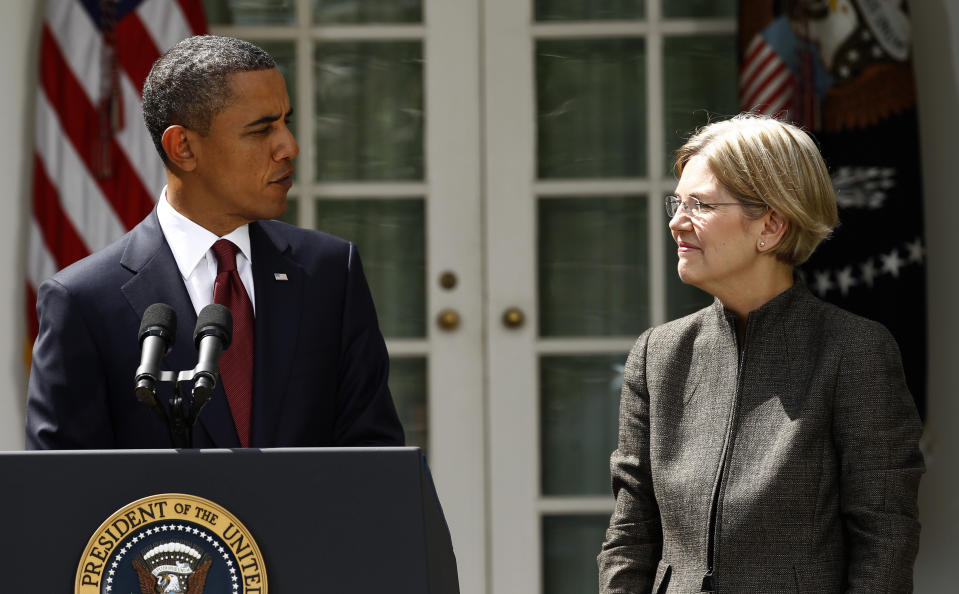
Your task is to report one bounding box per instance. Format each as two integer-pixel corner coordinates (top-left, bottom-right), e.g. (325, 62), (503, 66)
(156, 187), (253, 279)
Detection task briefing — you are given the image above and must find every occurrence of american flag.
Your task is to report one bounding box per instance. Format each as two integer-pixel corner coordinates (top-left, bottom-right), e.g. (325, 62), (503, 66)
(28, 0), (206, 362)
(739, 33), (796, 117)
(738, 14), (820, 129)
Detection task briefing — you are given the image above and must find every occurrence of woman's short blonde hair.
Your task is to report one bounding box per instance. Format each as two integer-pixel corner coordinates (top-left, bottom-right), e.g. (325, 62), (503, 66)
(675, 113), (839, 266)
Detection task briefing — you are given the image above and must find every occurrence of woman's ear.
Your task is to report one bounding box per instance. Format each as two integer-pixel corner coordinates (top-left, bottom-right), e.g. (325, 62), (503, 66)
(160, 125), (196, 171)
(758, 209), (788, 252)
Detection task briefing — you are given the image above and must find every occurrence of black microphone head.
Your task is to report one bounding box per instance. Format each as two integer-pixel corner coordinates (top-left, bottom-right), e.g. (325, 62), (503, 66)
(138, 303), (177, 345)
(194, 303), (233, 350)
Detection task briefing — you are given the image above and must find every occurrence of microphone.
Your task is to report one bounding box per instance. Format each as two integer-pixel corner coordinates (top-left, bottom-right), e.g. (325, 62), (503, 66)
(135, 303), (178, 406)
(191, 304), (233, 405)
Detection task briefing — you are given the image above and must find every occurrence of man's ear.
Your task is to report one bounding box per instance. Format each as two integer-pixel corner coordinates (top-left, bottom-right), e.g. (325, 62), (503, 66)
(758, 208), (788, 252)
(160, 125), (197, 171)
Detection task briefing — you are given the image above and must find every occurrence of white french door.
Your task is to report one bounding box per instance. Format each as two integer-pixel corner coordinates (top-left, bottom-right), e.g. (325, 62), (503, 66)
(208, 0), (736, 591)
(208, 0), (487, 591)
(483, 1), (735, 592)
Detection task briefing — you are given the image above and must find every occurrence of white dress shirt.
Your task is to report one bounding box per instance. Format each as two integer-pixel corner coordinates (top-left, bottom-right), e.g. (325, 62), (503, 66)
(156, 188), (256, 316)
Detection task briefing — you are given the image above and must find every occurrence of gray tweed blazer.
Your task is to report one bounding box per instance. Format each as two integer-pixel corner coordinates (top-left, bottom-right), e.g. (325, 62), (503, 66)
(598, 280), (923, 593)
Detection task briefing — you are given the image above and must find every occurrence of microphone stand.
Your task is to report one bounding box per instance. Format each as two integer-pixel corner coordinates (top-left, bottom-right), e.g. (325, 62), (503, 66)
(153, 369), (216, 449)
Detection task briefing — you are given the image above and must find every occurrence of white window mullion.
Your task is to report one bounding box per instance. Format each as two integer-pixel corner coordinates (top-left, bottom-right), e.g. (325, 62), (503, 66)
(537, 496), (616, 514)
(536, 337), (638, 355)
(534, 179), (650, 196)
(648, 2), (667, 327)
(213, 24), (426, 41)
(307, 182), (427, 198)
(294, 0), (314, 228)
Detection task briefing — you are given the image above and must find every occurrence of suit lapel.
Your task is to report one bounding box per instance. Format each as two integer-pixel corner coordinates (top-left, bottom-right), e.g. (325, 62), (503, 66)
(249, 221), (303, 447)
(119, 211), (241, 448)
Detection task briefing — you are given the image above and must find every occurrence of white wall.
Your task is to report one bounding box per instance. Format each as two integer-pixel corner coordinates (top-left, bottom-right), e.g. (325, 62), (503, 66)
(0, 1), (41, 450)
(0, 0), (955, 588)
(912, 0), (959, 590)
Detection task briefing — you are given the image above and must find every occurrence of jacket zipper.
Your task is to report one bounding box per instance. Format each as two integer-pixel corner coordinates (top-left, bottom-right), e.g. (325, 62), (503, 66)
(701, 316), (750, 592)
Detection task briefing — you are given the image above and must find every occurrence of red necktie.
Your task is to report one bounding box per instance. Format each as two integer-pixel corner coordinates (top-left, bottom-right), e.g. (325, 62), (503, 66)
(211, 239), (254, 447)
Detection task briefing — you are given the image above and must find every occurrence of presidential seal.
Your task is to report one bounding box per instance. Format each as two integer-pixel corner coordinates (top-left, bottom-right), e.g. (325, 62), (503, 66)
(76, 493), (267, 594)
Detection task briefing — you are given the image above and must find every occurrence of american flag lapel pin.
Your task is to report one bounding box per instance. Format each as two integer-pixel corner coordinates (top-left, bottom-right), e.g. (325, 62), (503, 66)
(274, 273), (289, 281)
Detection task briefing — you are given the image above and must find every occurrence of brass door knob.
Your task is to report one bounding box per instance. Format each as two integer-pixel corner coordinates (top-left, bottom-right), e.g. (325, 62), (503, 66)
(439, 271), (458, 290)
(502, 307), (525, 329)
(437, 308), (461, 331)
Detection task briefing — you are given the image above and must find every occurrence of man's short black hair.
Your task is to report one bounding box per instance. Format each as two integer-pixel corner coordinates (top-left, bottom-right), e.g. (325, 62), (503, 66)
(142, 35), (277, 164)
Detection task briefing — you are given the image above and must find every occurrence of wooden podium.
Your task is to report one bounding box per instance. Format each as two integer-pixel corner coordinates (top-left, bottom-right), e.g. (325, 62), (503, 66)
(2, 447), (459, 592)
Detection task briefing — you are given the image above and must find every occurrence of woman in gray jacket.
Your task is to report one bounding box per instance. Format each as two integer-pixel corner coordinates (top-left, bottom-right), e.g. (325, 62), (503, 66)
(598, 114), (923, 593)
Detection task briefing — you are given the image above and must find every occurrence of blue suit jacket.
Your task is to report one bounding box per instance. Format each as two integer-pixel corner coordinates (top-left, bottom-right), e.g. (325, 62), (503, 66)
(26, 211), (404, 449)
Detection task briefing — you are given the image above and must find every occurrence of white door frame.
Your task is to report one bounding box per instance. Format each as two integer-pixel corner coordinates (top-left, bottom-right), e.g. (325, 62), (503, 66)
(483, 0), (541, 591)
(423, 1), (487, 593)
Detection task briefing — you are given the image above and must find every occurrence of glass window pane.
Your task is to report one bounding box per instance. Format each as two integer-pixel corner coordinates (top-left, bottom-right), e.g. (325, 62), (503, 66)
(539, 196), (648, 337)
(314, 199), (426, 338)
(663, 0), (736, 19)
(543, 515), (611, 594)
(389, 357), (428, 453)
(313, 0), (421, 23)
(663, 35), (738, 174)
(541, 355), (623, 495)
(258, 41), (296, 107)
(277, 197), (299, 225)
(535, 0), (644, 21)
(203, 0), (295, 25)
(314, 42), (424, 181)
(663, 221), (713, 319)
(537, 39), (647, 178)
(256, 41), (298, 182)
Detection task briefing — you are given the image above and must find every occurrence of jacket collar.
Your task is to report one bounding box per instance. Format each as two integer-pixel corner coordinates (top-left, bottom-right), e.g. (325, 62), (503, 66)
(117, 211), (237, 447)
(118, 215), (305, 448)
(711, 272), (810, 330)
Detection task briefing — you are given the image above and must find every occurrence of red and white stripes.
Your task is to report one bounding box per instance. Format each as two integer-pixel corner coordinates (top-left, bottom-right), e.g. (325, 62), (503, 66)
(28, 0), (205, 342)
(739, 33), (796, 118)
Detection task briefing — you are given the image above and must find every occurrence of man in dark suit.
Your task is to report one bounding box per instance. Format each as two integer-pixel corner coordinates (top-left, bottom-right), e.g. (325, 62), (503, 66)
(26, 35), (404, 449)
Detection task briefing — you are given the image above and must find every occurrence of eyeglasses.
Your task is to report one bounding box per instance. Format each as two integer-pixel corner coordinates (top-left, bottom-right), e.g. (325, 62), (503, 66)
(665, 195), (763, 218)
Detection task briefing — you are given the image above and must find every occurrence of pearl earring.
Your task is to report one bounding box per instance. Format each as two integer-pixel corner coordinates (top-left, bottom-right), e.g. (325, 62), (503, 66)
(759, 241), (766, 248)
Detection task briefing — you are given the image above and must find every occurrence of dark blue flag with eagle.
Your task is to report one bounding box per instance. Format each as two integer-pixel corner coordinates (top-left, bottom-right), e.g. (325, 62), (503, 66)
(739, 0), (926, 417)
